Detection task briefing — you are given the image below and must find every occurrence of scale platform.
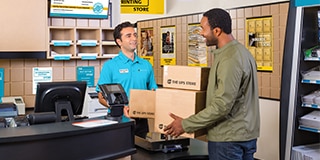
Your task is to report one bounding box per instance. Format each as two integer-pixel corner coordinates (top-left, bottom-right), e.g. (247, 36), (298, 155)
(135, 132), (190, 153)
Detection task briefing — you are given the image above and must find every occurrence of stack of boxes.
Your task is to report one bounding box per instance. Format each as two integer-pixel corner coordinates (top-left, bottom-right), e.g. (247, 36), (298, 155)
(129, 65), (210, 138)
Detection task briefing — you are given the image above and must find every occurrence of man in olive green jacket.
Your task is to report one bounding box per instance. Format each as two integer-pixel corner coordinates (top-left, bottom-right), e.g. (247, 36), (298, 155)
(164, 8), (260, 160)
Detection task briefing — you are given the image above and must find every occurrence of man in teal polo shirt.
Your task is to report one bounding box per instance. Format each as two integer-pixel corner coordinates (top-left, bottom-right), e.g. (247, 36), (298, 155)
(96, 21), (158, 138)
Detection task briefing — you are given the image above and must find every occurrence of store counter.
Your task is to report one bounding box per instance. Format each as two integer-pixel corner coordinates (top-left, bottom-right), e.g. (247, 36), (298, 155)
(0, 117), (136, 160)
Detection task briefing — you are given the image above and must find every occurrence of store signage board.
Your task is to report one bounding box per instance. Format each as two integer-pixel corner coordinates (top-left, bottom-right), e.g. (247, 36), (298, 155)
(50, 0), (110, 19)
(295, 0), (320, 7)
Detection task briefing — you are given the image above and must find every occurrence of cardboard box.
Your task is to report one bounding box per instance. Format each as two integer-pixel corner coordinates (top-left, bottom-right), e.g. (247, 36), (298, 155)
(129, 89), (156, 119)
(154, 88), (207, 138)
(163, 65), (210, 91)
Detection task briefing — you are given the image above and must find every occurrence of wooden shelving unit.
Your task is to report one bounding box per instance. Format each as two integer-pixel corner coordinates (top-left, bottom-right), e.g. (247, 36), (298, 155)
(48, 27), (119, 60)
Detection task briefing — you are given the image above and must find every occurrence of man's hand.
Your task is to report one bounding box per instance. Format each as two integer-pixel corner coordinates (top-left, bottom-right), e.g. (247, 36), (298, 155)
(164, 113), (185, 138)
(123, 106), (130, 118)
(98, 92), (109, 108)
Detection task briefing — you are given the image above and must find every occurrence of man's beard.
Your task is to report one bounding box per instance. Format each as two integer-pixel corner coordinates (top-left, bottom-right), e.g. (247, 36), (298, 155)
(206, 33), (218, 47)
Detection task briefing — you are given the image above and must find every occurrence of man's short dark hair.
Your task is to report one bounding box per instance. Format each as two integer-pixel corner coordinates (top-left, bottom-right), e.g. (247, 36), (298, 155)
(203, 8), (232, 34)
(113, 21), (134, 48)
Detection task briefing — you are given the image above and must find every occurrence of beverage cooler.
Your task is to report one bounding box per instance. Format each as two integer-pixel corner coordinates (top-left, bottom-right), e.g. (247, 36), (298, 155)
(280, 0), (320, 160)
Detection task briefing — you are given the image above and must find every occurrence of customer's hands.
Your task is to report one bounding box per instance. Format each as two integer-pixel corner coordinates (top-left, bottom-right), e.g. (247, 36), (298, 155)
(164, 113), (185, 138)
(123, 106), (130, 118)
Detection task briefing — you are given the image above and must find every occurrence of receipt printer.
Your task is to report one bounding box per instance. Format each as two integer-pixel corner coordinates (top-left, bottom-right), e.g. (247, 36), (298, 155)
(1, 97), (25, 115)
(99, 84), (128, 117)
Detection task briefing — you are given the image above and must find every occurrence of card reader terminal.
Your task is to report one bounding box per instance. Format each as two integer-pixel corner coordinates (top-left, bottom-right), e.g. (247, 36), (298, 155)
(98, 84), (128, 120)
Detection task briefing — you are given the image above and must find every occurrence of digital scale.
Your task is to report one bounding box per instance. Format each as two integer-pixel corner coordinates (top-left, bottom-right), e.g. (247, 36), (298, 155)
(99, 84), (190, 152)
(135, 132), (190, 153)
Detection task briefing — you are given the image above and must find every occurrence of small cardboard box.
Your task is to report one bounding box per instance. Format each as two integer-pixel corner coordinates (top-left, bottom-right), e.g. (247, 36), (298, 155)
(163, 65), (210, 91)
(154, 88), (207, 138)
(129, 89), (156, 119)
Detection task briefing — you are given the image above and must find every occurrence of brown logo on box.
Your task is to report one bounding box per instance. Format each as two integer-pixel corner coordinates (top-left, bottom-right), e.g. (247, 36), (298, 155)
(159, 124), (163, 129)
(167, 79), (196, 86)
(132, 110), (154, 116)
(158, 124), (167, 130)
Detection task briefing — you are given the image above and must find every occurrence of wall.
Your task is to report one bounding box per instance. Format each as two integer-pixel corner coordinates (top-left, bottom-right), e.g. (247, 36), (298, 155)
(119, 0), (289, 23)
(257, 98), (280, 160)
(137, 2), (289, 100)
(0, 59), (107, 108)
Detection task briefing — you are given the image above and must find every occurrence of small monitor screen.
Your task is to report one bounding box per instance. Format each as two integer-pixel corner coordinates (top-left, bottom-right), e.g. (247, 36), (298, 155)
(106, 85), (121, 92)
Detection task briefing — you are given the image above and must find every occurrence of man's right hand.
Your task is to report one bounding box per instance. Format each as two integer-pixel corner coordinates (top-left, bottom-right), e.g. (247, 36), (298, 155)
(98, 92), (109, 108)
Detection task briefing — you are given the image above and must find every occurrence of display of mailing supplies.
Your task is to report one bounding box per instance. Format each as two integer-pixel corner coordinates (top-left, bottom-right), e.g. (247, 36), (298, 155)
(302, 90), (320, 105)
(302, 66), (320, 81)
(292, 143), (320, 160)
(299, 111), (320, 130)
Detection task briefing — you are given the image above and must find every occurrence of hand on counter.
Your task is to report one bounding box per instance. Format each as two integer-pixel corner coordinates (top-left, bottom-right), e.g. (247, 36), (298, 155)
(164, 113), (185, 138)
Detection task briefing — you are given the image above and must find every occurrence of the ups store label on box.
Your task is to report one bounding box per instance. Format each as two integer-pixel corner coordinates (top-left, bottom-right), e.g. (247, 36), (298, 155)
(163, 65), (210, 91)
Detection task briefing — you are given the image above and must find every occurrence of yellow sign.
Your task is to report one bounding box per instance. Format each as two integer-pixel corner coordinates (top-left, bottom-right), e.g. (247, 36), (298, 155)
(138, 28), (155, 66)
(161, 26), (176, 66)
(140, 56), (154, 66)
(246, 17), (273, 71)
(121, 0), (164, 14)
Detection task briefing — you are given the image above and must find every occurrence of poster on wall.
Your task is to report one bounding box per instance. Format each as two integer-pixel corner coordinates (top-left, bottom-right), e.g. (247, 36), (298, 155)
(76, 66), (94, 87)
(188, 23), (207, 67)
(161, 26), (176, 66)
(32, 67), (53, 94)
(246, 17), (273, 71)
(138, 28), (154, 66)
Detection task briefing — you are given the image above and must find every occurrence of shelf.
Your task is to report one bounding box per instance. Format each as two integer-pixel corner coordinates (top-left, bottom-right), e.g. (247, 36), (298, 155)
(101, 54), (118, 58)
(77, 40), (98, 46)
(305, 57), (320, 61)
(298, 125), (320, 133)
(48, 27), (120, 59)
(102, 41), (116, 45)
(52, 54), (72, 60)
(51, 40), (73, 46)
(78, 53), (98, 60)
(302, 103), (320, 109)
(301, 79), (320, 84)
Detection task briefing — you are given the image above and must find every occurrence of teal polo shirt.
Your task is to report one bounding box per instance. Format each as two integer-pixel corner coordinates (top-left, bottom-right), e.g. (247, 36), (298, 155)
(96, 51), (158, 100)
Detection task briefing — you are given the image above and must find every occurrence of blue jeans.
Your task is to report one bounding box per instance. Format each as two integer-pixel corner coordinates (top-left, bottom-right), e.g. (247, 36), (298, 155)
(208, 139), (257, 160)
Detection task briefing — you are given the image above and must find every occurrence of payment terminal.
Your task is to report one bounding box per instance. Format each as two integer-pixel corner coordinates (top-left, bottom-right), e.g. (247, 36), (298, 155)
(98, 84), (128, 120)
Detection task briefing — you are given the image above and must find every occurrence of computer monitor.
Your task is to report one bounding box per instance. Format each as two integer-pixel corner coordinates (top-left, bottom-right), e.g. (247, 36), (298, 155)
(34, 81), (87, 122)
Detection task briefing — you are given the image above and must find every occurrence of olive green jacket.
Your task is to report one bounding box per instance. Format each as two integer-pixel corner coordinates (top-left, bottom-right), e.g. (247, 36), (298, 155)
(182, 40), (260, 142)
